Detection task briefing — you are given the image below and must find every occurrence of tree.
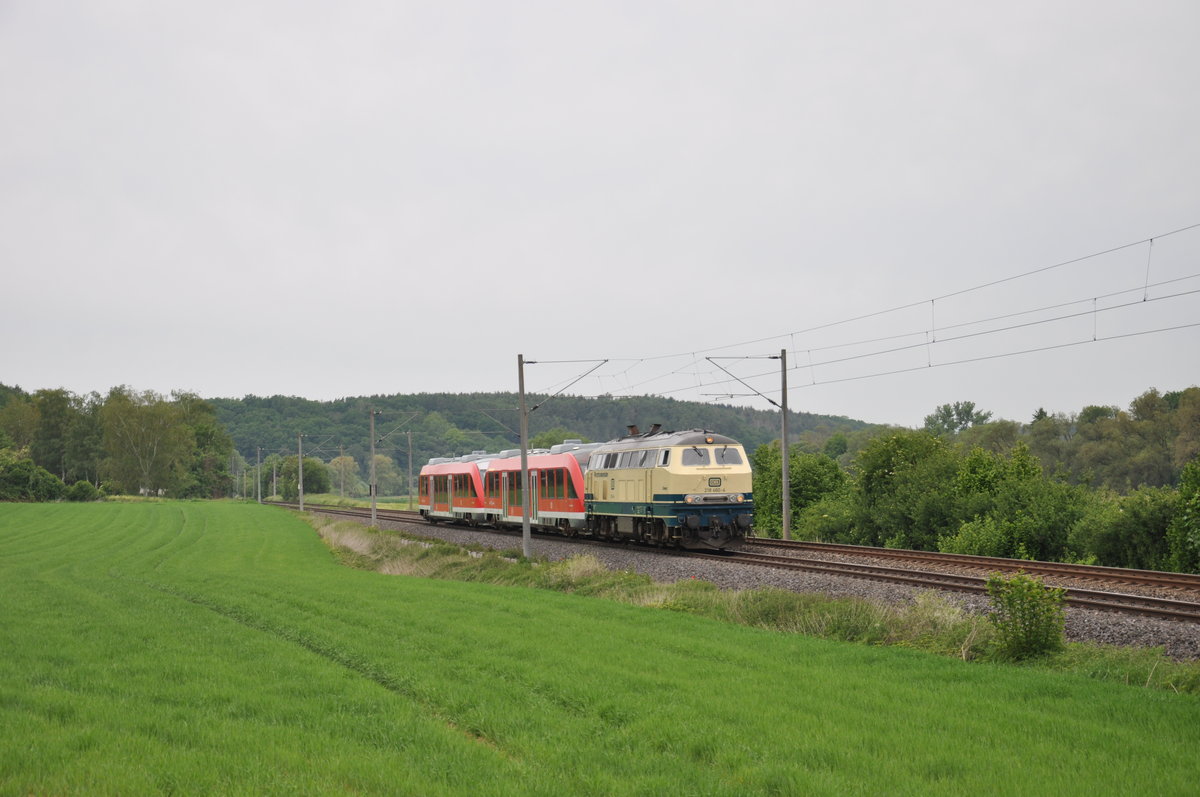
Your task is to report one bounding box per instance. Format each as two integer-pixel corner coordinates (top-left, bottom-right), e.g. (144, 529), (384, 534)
(0, 397), (36, 450)
(31, 388), (73, 480)
(1171, 388), (1200, 468)
(371, 454), (405, 496)
(1167, 457), (1200, 573)
(279, 456), (330, 500)
(99, 387), (193, 496)
(529, 428), (591, 450)
(822, 431), (849, 459)
(0, 453), (65, 501)
(328, 455), (361, 497)
(173, 392), (233, 498)
(922, 401), (992, 437)
(955, 419), (1020, 453)
(1090, 486), (1178, 570)
(852, 430), (959, 549)
(65, 392), (105, 486)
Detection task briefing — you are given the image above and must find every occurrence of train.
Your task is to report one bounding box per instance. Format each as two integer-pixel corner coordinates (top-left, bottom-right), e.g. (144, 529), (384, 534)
(418, 425), (754, 550)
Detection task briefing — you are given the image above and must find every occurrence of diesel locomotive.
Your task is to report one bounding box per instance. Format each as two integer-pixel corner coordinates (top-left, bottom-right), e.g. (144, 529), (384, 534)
(418, 426), (754, 550)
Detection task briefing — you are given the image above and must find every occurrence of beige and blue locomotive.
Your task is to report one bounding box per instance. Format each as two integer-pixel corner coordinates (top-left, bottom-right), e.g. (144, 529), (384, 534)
(583, 426), (753, 549)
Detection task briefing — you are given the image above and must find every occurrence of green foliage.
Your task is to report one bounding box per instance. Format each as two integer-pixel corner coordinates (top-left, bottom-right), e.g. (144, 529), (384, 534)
(985, 572), (1066, 660)
(1167, 457), (1200, 573)
(923, 401), (993, 437)
(210, 392), (868, 482)
(795, 491), (859, 543)
(528, 427), (591, 449)
(30, 388), (71, 479)
(0, 456), (66, 501)
(64, 480), (102, 502)
(939, 516), (1010, 557)
(751, 443), (847, 537)
(0, 395), (36, 450)
(1089, 486), (1179, 570)
(822, 431), (848, 459)
(279, 456), (331, 500)
(100, 387), (194, 495)
(853, 430), (959, 549)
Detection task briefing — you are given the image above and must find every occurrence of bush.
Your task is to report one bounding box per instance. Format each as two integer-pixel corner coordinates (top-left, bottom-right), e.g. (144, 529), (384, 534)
(985, 572), (1065, 660)
(939, 516), (1010, 557)
(65, 480), (102, 502)
(0, 458), (65, 501)
(1168, 458), (1200, 573)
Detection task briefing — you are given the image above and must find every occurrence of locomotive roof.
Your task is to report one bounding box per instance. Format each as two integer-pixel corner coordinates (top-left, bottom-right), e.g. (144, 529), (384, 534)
(595, 429), (742, 450)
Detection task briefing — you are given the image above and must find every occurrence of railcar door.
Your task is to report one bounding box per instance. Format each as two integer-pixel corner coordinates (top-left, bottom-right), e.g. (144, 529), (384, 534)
(529, 469), (539, 523)
(502, 471), (510, 520)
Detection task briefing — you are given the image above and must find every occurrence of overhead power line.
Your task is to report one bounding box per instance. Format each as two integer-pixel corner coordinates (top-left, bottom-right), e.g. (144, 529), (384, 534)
(552, 223), (1200, 404)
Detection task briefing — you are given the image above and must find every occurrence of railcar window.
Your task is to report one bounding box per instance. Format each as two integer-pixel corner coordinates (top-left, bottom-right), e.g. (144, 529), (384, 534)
(682, 447), (711, 466)
(658, 449), (671, 467)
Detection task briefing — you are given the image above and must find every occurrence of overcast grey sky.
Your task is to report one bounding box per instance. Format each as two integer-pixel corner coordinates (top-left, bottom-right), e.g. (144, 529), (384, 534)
(3, 1), (1198, 428)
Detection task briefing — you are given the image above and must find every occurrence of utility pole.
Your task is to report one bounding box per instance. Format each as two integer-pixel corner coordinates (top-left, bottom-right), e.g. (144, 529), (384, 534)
(779, 348), (790, 540)
(298, 434), (305, 512)
(518, 353), (532, 559)
(370, 409), (380, 526)
(256, 447), (261, 503)
(339, 444), (346, 498)
(407, 430), (414, 511)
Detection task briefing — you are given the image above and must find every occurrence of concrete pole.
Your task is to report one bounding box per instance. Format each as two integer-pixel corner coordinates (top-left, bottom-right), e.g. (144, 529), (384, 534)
(518, 353), (532, 559)
(780, 349), (790, 540)
(407, 430), (414, 511)
(370, 409), (378, 526)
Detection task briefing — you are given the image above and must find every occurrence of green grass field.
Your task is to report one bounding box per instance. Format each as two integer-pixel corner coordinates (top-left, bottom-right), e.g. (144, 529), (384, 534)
(2, 502), (1197, 795)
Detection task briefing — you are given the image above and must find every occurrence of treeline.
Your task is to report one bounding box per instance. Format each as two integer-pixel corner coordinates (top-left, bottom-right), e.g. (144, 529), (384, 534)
(0, 385), (234, 500)
(751, 388), (1200, 573)
(208, 391), (866, 483)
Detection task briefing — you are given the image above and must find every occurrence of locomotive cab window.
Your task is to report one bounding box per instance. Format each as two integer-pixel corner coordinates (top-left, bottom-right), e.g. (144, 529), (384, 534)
(682, 447), (711, 466)
(658, 449), (670, 467)
(714, 447), (743, 465)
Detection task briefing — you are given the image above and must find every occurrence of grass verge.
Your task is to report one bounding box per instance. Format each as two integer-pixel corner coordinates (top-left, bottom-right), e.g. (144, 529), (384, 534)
(315, 515), (1200, 694)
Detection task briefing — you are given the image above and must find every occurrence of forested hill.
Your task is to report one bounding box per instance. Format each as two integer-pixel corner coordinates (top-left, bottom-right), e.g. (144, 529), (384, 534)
(209, 392), (868, 467)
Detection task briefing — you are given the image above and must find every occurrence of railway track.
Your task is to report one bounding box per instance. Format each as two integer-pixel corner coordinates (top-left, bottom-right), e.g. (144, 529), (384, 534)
(744, 537), (1200, 593)
(696, 549), (1200, 623)
(273, 502), (1200, 623)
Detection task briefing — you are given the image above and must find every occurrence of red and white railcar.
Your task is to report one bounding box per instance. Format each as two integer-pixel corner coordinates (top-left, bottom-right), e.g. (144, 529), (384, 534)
(481, 452), (588, 533)
(418, 456), (488, 525)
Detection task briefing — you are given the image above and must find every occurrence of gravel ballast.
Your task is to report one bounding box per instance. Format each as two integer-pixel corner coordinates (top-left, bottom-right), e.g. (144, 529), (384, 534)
(367, 517), (1200, 661)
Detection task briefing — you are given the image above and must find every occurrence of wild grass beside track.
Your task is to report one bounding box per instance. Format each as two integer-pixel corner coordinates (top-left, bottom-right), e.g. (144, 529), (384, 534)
(1, 502), (1198, 796)
(322, 516), (1200, 693)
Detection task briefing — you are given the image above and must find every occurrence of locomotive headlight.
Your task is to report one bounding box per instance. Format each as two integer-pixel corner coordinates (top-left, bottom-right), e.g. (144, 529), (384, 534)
(732, 494), (745, 503)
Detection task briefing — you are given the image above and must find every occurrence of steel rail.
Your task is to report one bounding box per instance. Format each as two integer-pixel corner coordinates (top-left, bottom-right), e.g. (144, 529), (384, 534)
(745, 537), (1200, 591)
(695, 550), (1200, 623)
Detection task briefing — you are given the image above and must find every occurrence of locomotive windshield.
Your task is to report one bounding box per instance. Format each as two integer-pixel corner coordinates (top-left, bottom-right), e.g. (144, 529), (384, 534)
(714, 447), (743, 465)
(682, 446), (744, 466)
